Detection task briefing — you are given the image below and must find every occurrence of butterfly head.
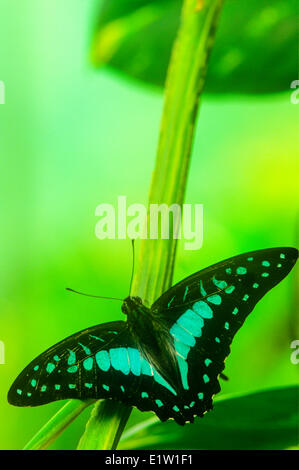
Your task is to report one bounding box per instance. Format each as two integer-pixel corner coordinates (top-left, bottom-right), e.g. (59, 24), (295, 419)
(121, 296), (144, 317)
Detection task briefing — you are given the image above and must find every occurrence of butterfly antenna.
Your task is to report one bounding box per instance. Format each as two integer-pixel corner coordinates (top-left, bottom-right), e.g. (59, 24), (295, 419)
(128, 239), (135, 296)
(66, 288), (123, 302)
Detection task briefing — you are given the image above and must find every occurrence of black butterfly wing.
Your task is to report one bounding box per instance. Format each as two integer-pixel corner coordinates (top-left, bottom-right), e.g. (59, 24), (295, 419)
(8, 320), (188, 424)
(151, 247), (298, 421)
(8, 321), (130, 406)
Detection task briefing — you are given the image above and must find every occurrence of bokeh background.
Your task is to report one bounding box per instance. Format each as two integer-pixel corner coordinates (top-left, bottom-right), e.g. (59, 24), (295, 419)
(0, 0), (298, 449)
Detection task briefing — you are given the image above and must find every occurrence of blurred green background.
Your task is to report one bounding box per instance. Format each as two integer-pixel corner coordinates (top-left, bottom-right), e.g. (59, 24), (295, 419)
(0, 0), (298, 450)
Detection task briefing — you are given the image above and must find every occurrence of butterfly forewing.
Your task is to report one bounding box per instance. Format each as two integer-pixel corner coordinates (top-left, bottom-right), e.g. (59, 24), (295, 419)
(8, 321), (132, 405)
(151, 247), (298, 419)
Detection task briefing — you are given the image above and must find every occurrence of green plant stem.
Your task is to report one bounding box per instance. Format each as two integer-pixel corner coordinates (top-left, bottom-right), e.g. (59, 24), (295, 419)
(23, 399), (95, 450)
(77, 400), (131, 450)
(78, 0), (223, 451)
(132, 0), (224, 303)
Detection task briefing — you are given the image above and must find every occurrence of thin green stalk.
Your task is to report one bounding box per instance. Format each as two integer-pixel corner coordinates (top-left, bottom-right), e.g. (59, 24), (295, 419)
(132, 0), (224, 303)
(23, 399), (95, 450)
(79, 0), (223, 451)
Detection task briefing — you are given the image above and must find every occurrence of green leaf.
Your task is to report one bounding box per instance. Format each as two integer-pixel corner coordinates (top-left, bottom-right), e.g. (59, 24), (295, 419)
(120, 386), (299, 450)
(92, 0), (297, 93)
(23, 399), (95, 450)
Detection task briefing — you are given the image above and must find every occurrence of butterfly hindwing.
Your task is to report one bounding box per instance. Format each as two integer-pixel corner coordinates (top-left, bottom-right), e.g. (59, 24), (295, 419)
(8, 321), (135, 406)
(151, 247), (298, 418)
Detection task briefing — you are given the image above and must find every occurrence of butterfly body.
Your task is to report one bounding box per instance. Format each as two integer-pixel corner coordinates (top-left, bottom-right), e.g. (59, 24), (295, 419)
(124, 296), (183, 392)
(8, 247), (298, 425)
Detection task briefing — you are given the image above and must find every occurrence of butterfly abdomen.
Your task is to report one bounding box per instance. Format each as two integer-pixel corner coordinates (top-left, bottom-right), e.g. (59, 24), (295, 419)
(124, 297), (183, 392)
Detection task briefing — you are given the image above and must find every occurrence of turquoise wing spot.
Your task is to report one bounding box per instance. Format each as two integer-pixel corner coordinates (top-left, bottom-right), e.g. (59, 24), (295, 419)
(140, 357), (153, 376)
(95, 350), (110, 372)
(212, 277), (227, 289)
(204, 358), (212, 367)
(139, 355), (177, 395)
(177, 309), (204, 336)
(192, 301), (213, 319)
(176, 353), (189, 390)
(203, 374), (210, 384)
(78, 343), (91, 355)
(183, 286), (189, 302)
(175, 339), (190, 359)
(262, 261), (270, 267)
(156, 399), (163, 407)
(109, 348), (130, 375)
(232, 307), (238, 315)
(89, 335), (104, 342)
(46, 363), (55, 374)
(207, 294), (221, 305)
(262, 272), (269, 277)
(83, 357), (93, 371)
(127, 347), (141, 376)
(67, 350), (76, 366)
(236, 267), (247, 275)
(225, 285), (235, 294)
(31, 379), (37, 387)
(170, 300), (214, 390)
(85, 383), (93, 388)
(170, 323), (196, 347)
(141, 392), (149, 398)
(153, 369), (177, 395)
(167, 296), (175, 308)
(199, 280), (207, 296)
(67, 365), (78, 373)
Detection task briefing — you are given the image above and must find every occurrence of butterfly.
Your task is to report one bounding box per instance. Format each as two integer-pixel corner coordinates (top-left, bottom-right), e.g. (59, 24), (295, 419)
(8, 247), (298, 425)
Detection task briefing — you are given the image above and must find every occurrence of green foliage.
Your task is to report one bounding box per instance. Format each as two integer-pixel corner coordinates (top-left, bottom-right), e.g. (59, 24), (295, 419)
(92, 0), (297, 93)
(121, 387), (299, 450)
(23, 400), (95, 450)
